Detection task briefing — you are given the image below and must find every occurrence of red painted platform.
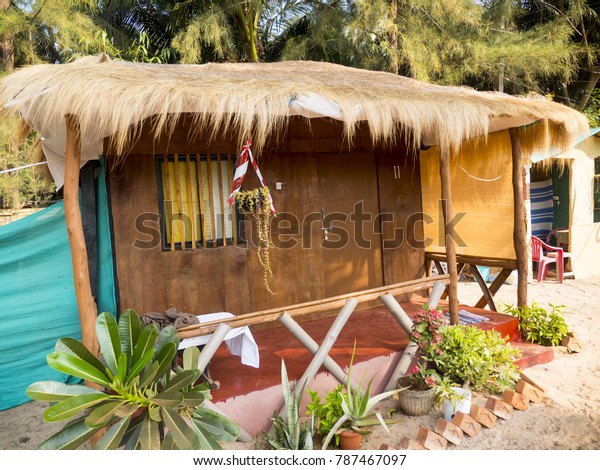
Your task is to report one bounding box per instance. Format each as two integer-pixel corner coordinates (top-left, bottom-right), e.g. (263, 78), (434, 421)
(208, 298), (552, 404)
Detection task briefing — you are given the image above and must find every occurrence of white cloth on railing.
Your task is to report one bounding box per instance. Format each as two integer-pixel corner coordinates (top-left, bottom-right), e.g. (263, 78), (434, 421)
(178, 312), (260, 368)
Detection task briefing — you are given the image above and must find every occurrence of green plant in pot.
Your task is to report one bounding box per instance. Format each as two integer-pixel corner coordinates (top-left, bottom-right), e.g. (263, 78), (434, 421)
(320, 351), (400, 450)
(26, 309), (240, 449)
(306, 384), (344, 447)
(435, 378), (472, 421)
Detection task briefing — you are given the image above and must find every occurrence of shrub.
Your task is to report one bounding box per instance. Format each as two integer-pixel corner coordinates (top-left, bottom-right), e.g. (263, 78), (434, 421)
(306, 385), (345, 446)
(503, 302), (569, 346)
(426, 325), (521, 392)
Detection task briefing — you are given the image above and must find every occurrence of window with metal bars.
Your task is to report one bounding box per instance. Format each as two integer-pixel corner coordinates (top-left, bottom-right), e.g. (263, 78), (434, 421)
(156, 154), (243, 250)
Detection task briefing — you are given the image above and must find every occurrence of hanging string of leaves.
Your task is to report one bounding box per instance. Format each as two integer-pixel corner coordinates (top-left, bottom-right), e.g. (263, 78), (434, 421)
(235, 187), (274, 294)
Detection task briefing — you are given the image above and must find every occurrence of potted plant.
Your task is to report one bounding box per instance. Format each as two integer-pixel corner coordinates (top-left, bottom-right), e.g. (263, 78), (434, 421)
(25, 310), (240, 449)
(396, 304), (446, 416)
(436, 379), (472, 421)
(319, 349), (400, 450)
(306, 384), (345, 447)
(235, 187), (274, 294)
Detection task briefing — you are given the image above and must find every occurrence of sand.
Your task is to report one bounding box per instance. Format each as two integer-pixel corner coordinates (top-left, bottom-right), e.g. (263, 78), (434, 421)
(1, 276), (599, 451)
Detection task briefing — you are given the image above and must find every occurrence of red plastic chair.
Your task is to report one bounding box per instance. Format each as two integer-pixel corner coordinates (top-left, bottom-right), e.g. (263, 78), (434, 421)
(531, 236), (564, 283)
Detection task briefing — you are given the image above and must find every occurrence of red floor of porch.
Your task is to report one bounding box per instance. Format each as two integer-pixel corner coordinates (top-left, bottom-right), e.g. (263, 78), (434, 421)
(209, 298), (552, 401)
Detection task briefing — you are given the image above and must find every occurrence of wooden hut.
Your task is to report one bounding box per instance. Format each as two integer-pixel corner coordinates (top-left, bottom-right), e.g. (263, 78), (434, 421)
(0, 55), (589, 354)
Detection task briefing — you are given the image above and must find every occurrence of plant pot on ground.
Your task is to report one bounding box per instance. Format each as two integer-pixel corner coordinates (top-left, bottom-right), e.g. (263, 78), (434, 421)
(436, 380), (472, 421)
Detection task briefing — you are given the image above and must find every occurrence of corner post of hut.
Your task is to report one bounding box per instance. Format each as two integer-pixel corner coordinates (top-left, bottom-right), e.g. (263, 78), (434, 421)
(509, 127), (529, 308)
(64, 114), (100, 357)
(438, 146), (459, 325)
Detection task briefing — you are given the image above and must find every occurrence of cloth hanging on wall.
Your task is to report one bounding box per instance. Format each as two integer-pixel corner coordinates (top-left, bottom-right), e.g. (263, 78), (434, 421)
(530, 179), (554, 239)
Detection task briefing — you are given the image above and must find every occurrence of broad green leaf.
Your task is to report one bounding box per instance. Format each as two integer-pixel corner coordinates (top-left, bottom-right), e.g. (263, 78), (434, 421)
(153, 342), (177, 381)
(149, 405), (162, 422)
(26, 381), (100, 402)
(138, 361), (160, 389)
(44, 393), (111, 422)
(190, 418), (222, 450)
(128, 348), (154, 381)
(85, 401), (126, 428)
(154, 326), (179, 358)
(161, 432), (176, 450)
(161, 408), (200, 450)
(192, 408), (240, 442)
(118, 309), (142, 360)
(162, 370), (200, 393)
(117, 352), (128, 381)
(120, 414), (144, 449)
(96, 312), (121, 376)
(183, 347), (200, 371)
(55, 338), (107, 374)
(114, 402), (139, 418)
(132, 324), (158, 368)
(182, 391), (207, 408)
(47, 351), (110, 387)
(153, 390), (184, 407)
(139, 413), (160, 450)
(95, 415), (131, 450)
(38, 418), (99, 450)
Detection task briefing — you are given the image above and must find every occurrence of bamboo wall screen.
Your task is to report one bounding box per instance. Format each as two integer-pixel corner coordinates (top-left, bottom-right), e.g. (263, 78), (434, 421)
(157, 154), (238, 250)
(419, 131), (517, 260)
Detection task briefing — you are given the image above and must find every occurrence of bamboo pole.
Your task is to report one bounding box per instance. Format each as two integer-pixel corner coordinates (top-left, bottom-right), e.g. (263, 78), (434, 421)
(162, 159), (175, 251)
(509, 127), (529, 307)
(206, 158), (217, 247)
(216, 154), (227, 246)
(64, 114), (99, 357)
(227, 153), (237, 245)
(185, 154), (197, 249)
(438, 147), (459, 325)
(177, 275), (450, 339)
(195, 155), (207, 248)
(173, 154), (185, 250)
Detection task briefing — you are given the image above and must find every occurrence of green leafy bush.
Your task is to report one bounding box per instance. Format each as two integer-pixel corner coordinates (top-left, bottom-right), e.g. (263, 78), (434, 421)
(306, 385), (345, 446)
(503, 302), (569, 346)
(426, 325), (521, 392)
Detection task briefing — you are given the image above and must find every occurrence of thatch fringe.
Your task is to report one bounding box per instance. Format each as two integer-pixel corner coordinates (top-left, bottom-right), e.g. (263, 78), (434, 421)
(0, 55), (589, 166)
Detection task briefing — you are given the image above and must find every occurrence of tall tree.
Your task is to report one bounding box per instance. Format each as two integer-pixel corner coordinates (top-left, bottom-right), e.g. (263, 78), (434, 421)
(0, 0), (14, 72)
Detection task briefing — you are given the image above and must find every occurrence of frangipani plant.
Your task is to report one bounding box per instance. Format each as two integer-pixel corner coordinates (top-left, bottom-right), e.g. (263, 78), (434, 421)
(26, 309), (239, 449)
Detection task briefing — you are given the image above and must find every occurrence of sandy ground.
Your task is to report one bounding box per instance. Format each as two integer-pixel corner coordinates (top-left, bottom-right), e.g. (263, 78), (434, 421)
(1, 276), (599, 451)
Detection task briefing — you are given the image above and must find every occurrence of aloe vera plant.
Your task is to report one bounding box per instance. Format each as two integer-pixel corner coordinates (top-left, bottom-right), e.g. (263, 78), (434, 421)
(26, 310), (239, 450)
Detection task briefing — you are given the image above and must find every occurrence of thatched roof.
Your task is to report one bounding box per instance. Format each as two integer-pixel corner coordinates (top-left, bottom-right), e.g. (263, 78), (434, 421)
(0, 54), (589, 187)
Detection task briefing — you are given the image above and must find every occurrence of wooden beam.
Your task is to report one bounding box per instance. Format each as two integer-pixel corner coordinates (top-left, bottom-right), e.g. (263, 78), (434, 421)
(475, 268), (512, 309)
(469, 265), (496, 311)
(65, 115), (99, 356)
(177, 274), (450, 339)
(438, 147), (459, 325)
(426, 252), (517, 270)
(509, 128), (528, 307)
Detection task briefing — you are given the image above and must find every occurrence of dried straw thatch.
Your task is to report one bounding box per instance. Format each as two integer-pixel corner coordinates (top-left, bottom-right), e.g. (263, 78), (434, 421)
(0, 54), (589, 185)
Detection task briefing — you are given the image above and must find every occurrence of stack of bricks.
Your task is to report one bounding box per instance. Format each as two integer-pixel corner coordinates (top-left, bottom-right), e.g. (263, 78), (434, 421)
(396, 378), (545, 450)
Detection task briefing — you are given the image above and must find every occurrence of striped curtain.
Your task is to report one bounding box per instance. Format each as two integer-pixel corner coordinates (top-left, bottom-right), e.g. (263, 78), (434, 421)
(530, 179), (554, 239)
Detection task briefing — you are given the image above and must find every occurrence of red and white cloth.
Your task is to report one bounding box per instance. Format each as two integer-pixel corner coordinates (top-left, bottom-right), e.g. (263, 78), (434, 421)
(227, 139), (276, 214)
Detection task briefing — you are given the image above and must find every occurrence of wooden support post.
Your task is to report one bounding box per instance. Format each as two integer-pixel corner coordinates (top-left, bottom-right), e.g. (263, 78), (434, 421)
(279, 312), (362, 392)
(475, 267), (512, 309)
(439, 147), (459, 324)
(64, 114), (99, 357)
(469, 265), (496, 311)
(509, 128), (528, 307)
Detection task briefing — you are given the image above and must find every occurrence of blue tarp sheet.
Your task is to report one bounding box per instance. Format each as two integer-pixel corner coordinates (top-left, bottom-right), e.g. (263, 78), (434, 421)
(0, 162), (116, 410)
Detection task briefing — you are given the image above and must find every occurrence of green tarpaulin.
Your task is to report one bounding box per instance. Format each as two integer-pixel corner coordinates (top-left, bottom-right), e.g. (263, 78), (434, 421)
(0, 161), (116, 410)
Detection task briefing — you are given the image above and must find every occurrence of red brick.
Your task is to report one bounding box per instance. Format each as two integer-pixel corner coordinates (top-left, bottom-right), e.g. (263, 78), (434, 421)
(434, 418), (464, 446)
(452, 411), (482, 437)
(561, 333), (582, 353)
(379, 443), (395, 450)
(485, 396), (513, 420)
(515, 380), (544, 404)
(519, 372), (547, 392)
(503, 389), (529, 410)
(397, 436), (426, 450)
(416, 426), (448, 450)
(470, 404), (497, 428)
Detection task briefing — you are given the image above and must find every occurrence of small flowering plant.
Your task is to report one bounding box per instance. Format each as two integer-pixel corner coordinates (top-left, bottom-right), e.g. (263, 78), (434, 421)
(400, 304), (448, 391)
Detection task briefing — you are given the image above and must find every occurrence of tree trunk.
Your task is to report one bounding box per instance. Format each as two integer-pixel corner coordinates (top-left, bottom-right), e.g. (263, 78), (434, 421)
(64, 114), (99, 357)
(0, 0), (14, 73)
(576, 66), (600, 111)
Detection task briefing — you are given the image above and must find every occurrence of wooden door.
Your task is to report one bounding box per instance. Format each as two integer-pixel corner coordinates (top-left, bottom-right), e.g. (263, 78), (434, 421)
(317, 152), (384, 297)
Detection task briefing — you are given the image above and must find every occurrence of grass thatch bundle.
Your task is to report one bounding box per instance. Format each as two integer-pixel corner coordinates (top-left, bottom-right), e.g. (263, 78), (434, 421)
(0, 54), (589, 165)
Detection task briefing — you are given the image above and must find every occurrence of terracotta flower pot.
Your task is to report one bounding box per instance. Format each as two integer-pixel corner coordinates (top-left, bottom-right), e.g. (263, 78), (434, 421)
(339, 430), (362, 450)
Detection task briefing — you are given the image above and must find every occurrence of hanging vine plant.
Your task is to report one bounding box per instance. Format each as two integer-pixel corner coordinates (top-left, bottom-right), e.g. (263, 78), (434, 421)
(235, 187), (274, 294)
